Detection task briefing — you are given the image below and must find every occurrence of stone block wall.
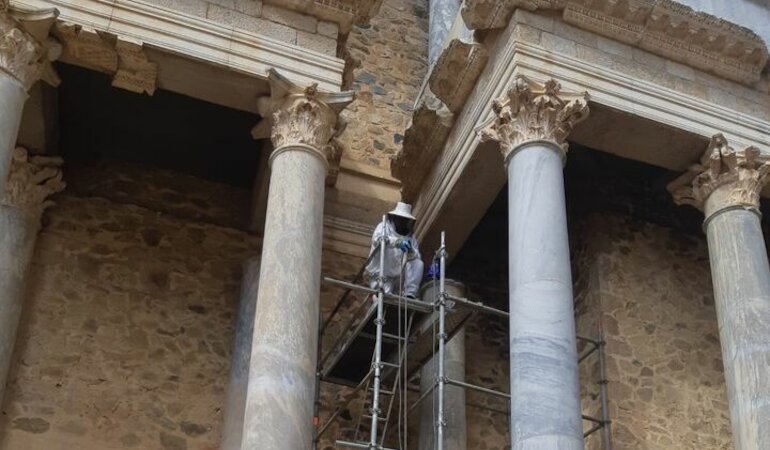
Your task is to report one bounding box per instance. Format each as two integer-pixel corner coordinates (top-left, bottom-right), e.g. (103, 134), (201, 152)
(0, 161), (368, 450)
(338, 0), (430, 169)
(142, 0), (339, 56)
(574, 213), (732, 449)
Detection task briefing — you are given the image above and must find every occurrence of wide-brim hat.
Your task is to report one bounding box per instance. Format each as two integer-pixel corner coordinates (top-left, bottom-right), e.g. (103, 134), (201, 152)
(388, 202), (416, 221)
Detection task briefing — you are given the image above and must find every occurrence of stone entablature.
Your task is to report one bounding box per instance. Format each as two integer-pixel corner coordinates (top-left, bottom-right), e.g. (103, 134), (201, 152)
(11, 0), (346, 92)
(1, 147), (65, 216)
(266, 0), (382, 33)
(668, 134), (770, 218)
(461, 0), (769, 85)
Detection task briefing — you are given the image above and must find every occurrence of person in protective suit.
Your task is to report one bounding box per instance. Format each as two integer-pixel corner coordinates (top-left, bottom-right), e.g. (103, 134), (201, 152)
(365, 202), (424, 298)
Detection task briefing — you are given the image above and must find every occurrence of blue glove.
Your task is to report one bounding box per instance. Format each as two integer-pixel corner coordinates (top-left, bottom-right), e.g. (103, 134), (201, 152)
(398, 239), (413, 252)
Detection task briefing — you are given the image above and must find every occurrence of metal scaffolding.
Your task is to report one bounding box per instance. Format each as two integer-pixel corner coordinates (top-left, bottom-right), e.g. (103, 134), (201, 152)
(315, 227), (611, 450)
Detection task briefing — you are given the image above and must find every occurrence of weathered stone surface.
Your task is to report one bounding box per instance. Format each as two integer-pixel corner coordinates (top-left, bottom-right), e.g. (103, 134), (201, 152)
(573, 213), (731, 450)
(338, 0), (429, 169)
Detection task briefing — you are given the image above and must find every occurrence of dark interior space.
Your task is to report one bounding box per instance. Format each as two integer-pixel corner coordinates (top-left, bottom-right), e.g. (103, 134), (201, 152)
(447, 144), (719, 310)
(56, 63), (263, 189)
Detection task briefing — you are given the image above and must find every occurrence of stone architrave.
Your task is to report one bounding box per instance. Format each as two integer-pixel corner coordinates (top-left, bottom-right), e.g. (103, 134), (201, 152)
(0, 147), (65, 405)
(668, 134), (770, 450)
(240, 69), (353, 450)
(481, 75), (589, 450)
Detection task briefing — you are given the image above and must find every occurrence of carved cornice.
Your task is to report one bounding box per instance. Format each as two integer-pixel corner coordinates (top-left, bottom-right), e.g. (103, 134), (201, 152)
(460, 0), (769, 85)
(429, 39), (488, 113)
(480, 76), (590, 162)
(391, 91), (453, 202)
(565, 0), (769, 85)
(263, 0), (383, 32)
(2, 147), (65, 216)
(461, 0), (565, 30)
(668, 134), (770, 218)
(54, 23), (156, 95)
(252, 69), (354, 174)
(0, 5), (47, 90)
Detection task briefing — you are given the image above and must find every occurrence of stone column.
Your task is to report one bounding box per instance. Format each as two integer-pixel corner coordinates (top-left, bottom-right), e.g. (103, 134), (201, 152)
(0, 147), (64, 404)
(0, 5), (55, 196)
(669, 134), (770, 450)
(481, 76), (590, 450)
(418, 280), (467, 450)
(241, 70), (353, 450)
(221, 257), (260, 450)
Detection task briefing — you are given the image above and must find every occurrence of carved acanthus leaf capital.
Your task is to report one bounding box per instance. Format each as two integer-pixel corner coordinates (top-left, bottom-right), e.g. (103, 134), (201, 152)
(0, 6), (59, 90)
(668, 134), (770, 217)
(480, 76), (590, 162)
(2, 147), (66, 216)
(252, 69), (354, 168)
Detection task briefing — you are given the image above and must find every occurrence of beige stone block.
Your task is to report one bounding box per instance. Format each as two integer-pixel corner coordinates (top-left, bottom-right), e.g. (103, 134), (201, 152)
(235, 0), (263, 16)
(262, 4), (318, 33)
(143, 0), (208, 17)
(297, 31), (337, 56)
(513, 9), (554, 33)
(665, 61), (695, 81)
(596, 36), (633, 59)
(207, 0), (236, 8)
(207, 4), (297, 44)
(553, 19), (597, 48)
(632, 48), (665, 70)
(317, 21), (339, 39)
(707, 86), (739, 113)
(576, 44), (614, 68)
(541, 32), (577, 57)
(513, 24), (542, 45)
(673, 78), (708, 100)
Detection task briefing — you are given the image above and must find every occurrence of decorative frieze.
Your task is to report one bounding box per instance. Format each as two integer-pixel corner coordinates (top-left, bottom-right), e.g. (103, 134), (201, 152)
(461, 0), (565, 30)
(54, 23), (157, 95)
(480, 76), (590, 161)
(263, 0), (382, 32)
(460, 0), (769, 85)
(252, 69), (354, 174)
(0, 5), (46, 90)
(2, 147), (65, 216)
(668, 134), (770, 217)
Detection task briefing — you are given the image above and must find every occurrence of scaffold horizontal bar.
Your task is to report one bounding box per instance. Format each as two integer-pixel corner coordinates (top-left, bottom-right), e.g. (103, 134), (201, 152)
(445, 378), (510, 400)
(335, 440), (398, 450)
(407, 380), (437, 415)
(445, 294), (508, 319)
(323, 277), (433, 313)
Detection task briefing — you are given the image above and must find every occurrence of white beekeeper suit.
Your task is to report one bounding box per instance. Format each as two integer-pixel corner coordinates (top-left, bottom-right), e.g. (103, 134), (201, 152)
(365, 202), (424, 298)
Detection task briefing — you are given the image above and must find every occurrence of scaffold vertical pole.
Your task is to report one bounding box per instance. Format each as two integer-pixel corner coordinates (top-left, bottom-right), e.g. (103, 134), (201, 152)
(598, 328), (612, 450)
(437, 231), (448, 450)
(369, 215), (388, 448)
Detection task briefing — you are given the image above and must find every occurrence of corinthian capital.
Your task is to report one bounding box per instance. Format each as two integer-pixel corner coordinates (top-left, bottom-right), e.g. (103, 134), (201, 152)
(668, 134), (770, 218)
(480, 76), (590, 162)
(252, 69), (354, 168)
(2, 147), (66, 217)
(0, 5), (58, 90)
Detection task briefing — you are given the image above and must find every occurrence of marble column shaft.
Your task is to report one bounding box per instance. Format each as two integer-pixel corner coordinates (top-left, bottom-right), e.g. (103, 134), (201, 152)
(221, 257), (260, 450)
(0, 147), (64, 405)
(419, 280), (467, 450)
(240, 70), (352, 450)
(669, 135), (770, 450)
(482, 77), (589, 450)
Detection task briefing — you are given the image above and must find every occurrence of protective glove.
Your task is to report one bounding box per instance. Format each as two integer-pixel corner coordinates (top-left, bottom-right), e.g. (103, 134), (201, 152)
(398, 239), (413, 253)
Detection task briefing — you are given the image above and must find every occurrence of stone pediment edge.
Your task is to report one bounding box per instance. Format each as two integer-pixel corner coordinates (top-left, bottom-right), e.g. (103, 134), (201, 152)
(460, 0), (768, 86)
(411, 39), (770, 241)
(10, 0), (345, 91)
